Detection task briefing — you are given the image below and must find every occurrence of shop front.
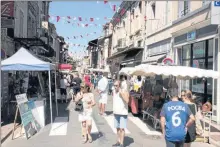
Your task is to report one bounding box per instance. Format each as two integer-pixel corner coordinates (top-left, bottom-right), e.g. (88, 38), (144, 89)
(108, 47), (143, 76)
(173, 25), (220, 123)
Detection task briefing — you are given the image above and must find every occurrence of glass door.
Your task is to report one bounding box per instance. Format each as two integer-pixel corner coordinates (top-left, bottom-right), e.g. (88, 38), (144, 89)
(212, 37), (219, 123)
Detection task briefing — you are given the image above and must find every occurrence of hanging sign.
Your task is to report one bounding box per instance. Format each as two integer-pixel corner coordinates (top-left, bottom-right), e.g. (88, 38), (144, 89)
(162, 58), (174, 65)
(187, 31), (196, 41)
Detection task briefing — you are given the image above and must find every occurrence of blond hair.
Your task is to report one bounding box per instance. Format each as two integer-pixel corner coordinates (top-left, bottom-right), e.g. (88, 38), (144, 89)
(185, 90), (194, 102)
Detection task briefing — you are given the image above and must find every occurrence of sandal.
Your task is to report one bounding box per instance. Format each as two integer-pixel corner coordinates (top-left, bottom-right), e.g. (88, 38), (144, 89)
(88, 135), (92, 143)
(82, 135), (88, 144)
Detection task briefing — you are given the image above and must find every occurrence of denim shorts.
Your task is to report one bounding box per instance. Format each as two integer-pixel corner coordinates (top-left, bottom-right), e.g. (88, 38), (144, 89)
(165, 140), (184, 147)
(114, 114), (128, 129)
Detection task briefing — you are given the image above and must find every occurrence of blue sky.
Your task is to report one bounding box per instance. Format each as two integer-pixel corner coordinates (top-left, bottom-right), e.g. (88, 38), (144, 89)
(49, 1), (120, 54)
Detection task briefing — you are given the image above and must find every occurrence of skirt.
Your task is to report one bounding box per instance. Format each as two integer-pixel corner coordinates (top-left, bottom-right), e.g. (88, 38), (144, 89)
(78, 111), (92, 122)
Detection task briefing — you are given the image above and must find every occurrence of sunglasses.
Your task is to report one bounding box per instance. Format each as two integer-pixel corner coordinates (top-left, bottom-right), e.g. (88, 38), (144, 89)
(114, 85), (119, 87)
(181, 95), (185, 97)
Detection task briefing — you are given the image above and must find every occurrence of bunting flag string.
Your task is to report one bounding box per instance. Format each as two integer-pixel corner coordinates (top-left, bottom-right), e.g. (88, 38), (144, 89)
(65, 31), (100, 40)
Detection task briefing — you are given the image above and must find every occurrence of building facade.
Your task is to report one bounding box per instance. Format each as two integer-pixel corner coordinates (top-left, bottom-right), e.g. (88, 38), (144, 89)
(108, 1), (146, 74)
(171, 1), (220, 124)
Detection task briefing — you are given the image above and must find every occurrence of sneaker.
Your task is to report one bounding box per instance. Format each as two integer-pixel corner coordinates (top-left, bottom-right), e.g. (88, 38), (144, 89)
(112, 142), (120, 147)
(119, 144), (124, 147)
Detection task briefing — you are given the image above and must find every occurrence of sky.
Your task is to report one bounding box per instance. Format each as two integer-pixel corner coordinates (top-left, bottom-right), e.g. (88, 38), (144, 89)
(49, 1), (120, 55)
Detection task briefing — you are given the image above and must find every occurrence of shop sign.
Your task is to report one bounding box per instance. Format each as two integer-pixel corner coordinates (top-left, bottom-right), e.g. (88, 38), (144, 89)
(162, 58), (174, 65)
(214, 1), (220, 6)
(15, 94), (41, 139)
(187, 31), (196, 41)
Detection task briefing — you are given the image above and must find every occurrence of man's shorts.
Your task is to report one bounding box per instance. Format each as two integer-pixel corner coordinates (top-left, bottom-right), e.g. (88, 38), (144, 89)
(165, 140), (184, 147)
(114, 114), (128, 129)
(99, 94), (108, 104)
(60, 88), (67, 95)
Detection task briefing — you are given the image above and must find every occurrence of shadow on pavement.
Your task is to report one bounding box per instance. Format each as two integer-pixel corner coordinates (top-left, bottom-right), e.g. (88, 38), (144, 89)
(105, 111), (113, 116)
(124, 136), (134, 147)
(92, 131), (104, 141)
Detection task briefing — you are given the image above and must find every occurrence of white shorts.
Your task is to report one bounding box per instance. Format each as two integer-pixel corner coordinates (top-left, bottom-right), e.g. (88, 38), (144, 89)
(78, 111), (92, 122)
(99, 94), (108, 104)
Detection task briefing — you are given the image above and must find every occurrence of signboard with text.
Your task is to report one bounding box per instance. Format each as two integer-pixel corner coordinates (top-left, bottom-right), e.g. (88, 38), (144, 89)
(15, 94), (41, 139)
(187, 31), (196, 41)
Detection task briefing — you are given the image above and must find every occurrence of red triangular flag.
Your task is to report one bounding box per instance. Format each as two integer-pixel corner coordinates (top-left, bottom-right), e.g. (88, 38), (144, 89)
(104, 0), (108, 4)
(78, 44), (81, 46)
(85, 24), (89, 27)
(78, 17), (82, 21)
(77, 23), (80, 26)
(90, 18), (94, 22)
(57, 16), (60, 22)
(104, 17), (107, 20)
(67, 21), (70, 23)
(120, 8), (125, 15)
(81, 35), (83, 38)
(67, 16), (71, 19)
(113, 5), (116, 11)
(144, 16), (147, 21)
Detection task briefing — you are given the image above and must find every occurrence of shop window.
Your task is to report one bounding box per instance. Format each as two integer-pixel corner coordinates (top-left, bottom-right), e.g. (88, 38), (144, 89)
(192, 41), (205, 58)
(192, 78), (204, 94)
(192, 59), (205, 69)
(182, 44), (191, 59)
(182, 60), (190, 67)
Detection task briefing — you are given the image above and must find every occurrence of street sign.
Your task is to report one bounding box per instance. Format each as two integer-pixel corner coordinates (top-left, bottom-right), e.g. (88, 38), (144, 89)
(214, 1), (220, 6)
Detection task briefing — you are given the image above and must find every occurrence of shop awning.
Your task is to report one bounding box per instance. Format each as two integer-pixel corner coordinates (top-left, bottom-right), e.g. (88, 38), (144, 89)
(119, 67), (135, 76)
(143, 54), (166, 64)
(131, 64), (220, 80)
(108, 47), (143, 59)
(58, 64), (72, 70)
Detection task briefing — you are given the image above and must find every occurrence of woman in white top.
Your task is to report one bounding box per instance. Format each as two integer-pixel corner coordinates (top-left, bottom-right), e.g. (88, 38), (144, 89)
(75, 84), (96, 143)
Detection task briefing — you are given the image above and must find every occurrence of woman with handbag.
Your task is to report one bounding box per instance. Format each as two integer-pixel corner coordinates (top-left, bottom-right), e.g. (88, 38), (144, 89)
(75, 83), (96, 144)
(182, 90), (196, 147)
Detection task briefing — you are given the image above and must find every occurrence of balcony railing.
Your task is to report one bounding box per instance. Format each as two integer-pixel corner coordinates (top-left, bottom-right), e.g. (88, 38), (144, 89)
(180, 6), (189, 17)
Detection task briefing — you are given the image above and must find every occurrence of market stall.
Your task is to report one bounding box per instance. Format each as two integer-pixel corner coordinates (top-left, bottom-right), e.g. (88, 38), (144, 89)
(1, 47), (58, 125)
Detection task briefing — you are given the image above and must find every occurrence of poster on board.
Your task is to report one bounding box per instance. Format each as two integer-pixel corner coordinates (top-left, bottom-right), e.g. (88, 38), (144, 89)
(15, 94), (41, 139)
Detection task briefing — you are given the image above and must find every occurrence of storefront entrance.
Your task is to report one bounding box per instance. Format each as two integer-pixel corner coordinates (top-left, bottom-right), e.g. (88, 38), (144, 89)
(176, 37), (219, 123)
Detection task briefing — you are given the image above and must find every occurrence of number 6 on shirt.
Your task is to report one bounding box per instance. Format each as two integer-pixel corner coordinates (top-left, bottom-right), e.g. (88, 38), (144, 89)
(172, 111), (181, 127)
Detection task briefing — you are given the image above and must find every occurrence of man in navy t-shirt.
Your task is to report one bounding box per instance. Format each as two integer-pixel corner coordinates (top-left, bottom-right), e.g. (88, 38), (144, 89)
(160, 89), (195, 147)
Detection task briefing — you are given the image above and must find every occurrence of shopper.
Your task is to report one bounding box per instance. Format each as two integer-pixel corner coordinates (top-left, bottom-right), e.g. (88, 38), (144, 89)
(112, 80), (129, 147)
(160, 89), (195, 147)
(182, 90), (196, 147)
(97, 72), (109, 116)
(72, 73), (82, 96)
(60, 74), (68, 103)
(75, 83), (96, 143)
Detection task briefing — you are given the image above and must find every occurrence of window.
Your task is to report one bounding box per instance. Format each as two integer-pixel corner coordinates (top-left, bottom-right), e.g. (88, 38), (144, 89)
(19, 10), (24, 37)
(192, 41), (205, 58)
(137, 40), (142, 47)
(208, 39), (213, 57)
(178, 1), (190, 18)
(182, 45), (191, 60)
(152, 3), (156, 18)
(165, 1), (169, 25)
(139, 1), (142, 13)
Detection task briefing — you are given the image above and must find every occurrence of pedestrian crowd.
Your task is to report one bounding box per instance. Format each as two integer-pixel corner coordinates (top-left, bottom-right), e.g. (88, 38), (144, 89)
(59, 71), (209, 147)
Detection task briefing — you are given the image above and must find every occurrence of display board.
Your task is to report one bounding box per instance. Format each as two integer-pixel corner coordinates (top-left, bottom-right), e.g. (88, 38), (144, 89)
(15, 94), (41, 139)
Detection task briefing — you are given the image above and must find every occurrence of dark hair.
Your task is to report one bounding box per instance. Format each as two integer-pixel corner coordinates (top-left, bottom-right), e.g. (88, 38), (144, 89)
(137, 76), (141, 81)
(83, 84), (91, 93)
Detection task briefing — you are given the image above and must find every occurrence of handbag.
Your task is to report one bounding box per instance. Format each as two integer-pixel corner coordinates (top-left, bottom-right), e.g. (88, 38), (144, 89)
(75, 100), (83, 112)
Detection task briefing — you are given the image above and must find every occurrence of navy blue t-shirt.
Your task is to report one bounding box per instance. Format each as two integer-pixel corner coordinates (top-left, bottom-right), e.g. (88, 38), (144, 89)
(160, 101), (192, 142)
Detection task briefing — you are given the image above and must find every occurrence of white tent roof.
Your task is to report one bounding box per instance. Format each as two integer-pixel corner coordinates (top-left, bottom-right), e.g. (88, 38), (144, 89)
(1, 47), (55, 71)
(119, 67), (135, 76)
(131, 64), (220, 79)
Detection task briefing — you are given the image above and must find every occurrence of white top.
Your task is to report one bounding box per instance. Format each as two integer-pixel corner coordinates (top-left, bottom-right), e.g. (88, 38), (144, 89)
(113, 89), (128, 115)
(60, 79), (68, 89)
(98, 76), (108, 94)
(121, 80), (128, 91)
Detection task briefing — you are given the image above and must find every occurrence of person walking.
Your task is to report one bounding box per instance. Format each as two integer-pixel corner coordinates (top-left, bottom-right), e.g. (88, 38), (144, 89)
(160, 89), (195, 147)
(72, 73), (82, 97)
(181, 90), (196, 147)
(75, 83), (96, 144)
(112, 80), (129, 147)
(97, 72), (109, 116)
(60, 74), (68, 103)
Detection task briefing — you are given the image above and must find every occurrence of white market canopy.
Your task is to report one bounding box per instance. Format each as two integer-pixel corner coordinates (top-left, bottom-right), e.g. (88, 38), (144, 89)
(88, 65), (110, 73)
(1, 47), (55, 71)
(131, 64), (220, 80)
(119, 67), (135, 76)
